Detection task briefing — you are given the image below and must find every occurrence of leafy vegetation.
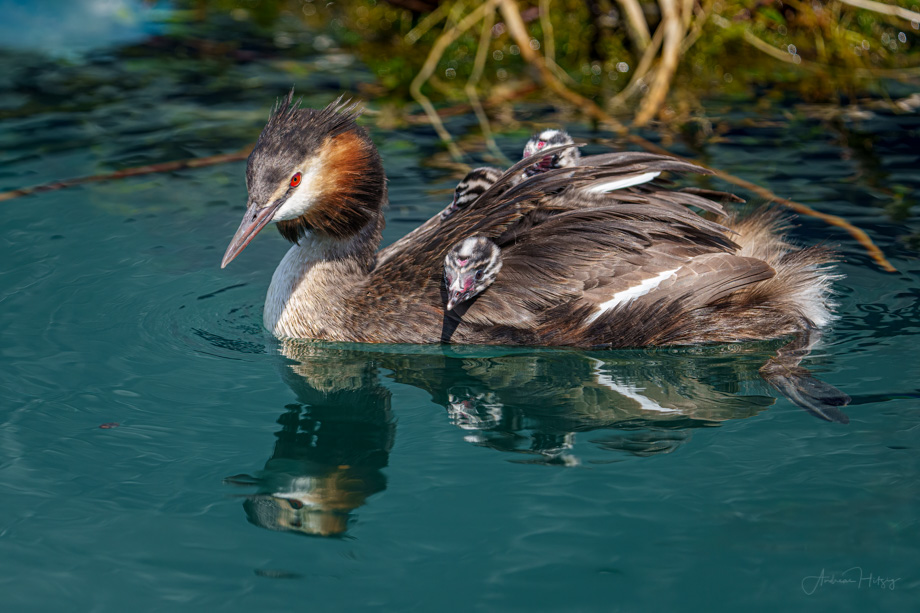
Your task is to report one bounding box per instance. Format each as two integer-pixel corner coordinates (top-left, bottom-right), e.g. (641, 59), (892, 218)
(180, 0), (920, 126)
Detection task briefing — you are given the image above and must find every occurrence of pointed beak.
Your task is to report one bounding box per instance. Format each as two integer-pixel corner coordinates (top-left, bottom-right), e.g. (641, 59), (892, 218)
(446, 293), (462, 311)
(446, 280), (466, 311)
(221, 198), (284, 268)
(440, 195), (458, 220)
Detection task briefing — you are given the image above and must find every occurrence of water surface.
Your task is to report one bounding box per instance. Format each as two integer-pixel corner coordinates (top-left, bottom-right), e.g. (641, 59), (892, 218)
(1, 16), (919, 612)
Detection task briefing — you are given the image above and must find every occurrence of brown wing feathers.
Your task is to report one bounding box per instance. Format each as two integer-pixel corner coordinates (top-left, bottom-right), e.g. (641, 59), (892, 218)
(368, 139), (833, 348)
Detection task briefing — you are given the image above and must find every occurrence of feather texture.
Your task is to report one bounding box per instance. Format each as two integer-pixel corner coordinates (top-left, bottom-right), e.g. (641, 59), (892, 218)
(229, 97), (841, 353)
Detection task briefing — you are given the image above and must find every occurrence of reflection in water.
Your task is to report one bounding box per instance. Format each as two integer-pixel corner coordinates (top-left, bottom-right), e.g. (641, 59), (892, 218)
(226, 346), (395, 537)
(223, 337), (838, 535)
(398, 350), (775, 464)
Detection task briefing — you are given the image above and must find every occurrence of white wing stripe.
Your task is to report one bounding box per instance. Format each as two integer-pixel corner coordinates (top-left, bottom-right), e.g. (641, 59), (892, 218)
(585, 171), (661, 193)
(585, 267), (680, 324)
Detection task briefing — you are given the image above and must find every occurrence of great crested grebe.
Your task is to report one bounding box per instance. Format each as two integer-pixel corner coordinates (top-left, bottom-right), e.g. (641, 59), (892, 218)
(382, 127), (718, 267)
(444, 236), (503, 311)
(439, 167), (504, 221)
(441, 129), (661, 223)
(439, 130), (689, 310)
(222, 93), (840, 351)
(523, 128), (580, 175)
(439, 131), (579, 223)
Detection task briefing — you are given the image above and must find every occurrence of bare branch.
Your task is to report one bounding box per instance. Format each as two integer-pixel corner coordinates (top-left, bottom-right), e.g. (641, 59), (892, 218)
(608, 18), (665, 110)
(465, 6), (510, 164)
(405, 2), (452, 44)
(0, 147), (252, 203)
(498, 0), (895, 271)
(838, 0), (920, 23)
(615, 0), (652, 51)
(539, 0), (578, 85)
(634, 0), (684, 126)
(410, 0), (500, 160)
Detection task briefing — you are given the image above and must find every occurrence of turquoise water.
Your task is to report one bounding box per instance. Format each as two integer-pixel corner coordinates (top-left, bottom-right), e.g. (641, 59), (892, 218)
(2, 14), (920, 612)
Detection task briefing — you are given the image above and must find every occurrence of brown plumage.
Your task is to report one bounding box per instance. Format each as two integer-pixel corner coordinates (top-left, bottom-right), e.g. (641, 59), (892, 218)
(221, 94), (848, 420)
(377, 166), (505, 268)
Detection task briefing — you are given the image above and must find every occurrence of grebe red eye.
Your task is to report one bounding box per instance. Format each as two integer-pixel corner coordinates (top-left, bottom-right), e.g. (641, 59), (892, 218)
(290, 172), (302, 187)
(536, 140), (546, 150)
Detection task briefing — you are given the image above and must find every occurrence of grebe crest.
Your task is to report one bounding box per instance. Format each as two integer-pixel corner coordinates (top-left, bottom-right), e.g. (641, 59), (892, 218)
(444, 236), (502, 310)
(222, 92), (384, 268)
(522, 129), (579, 176)
(440, 166), (502, 220)
(221, 93), (848, 422)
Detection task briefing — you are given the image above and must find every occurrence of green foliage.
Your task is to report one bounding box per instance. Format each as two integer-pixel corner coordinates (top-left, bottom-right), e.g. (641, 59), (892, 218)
(170, 0), (920, 117)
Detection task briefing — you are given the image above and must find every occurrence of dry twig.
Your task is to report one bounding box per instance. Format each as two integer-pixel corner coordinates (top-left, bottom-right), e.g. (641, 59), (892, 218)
(607, 17), (665, 110)
(498, 0), (895, 271)
(405, 2), (452, 44)
(634, 0), (684, 126)
(0, 0), (897, 273)
(714, 13), (920, 80)
(539, 0), (577, 86)
(680, 0), (712, 54)
(838, 0), (920, 23)
(615, 0), (652, 51)
(410, 0), (500, 160)
(466, 7), (510, 164)
(0, 147), (252, 203)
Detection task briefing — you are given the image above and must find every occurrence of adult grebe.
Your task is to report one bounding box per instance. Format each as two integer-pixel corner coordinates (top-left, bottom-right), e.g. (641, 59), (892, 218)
(222, 93), (849, 421)
(222, 93), (839, 350)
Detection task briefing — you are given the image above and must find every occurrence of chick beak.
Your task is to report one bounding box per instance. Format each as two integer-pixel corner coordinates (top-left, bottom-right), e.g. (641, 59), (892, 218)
(446, 291), (465, 311)
(221, 198), (286, 268)
(446, 278), (467, 311)
(440, 194), (458, 220)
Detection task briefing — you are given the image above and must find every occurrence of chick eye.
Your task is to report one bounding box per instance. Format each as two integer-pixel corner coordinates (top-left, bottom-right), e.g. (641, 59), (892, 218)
(475, 269), (484, 281)
(290, 172), (302, 187)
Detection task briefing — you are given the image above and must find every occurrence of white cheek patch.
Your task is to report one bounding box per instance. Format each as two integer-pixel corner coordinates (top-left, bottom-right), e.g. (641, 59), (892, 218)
(272, 164), (322, 221)
(586, 171), (661, 194)
(585, 267), (680, 324)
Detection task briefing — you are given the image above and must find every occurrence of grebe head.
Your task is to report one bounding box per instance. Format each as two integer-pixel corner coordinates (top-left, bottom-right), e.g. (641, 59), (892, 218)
(222, 92), (384, 267)
(444, 236), (502, 311)
(522, 129), (579, 177)
(440, 166), (502, 220)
